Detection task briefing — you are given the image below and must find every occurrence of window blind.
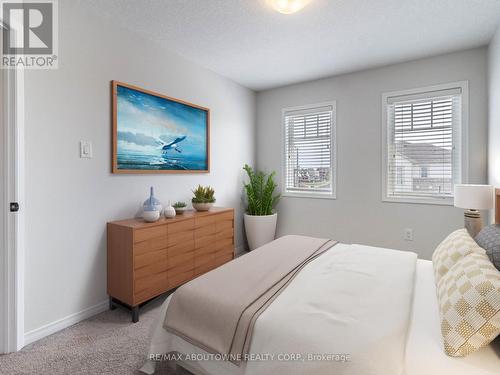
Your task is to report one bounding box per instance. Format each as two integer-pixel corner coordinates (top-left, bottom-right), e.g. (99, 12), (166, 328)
(284, 105), (334, 195)
(386, 88), (462, 200)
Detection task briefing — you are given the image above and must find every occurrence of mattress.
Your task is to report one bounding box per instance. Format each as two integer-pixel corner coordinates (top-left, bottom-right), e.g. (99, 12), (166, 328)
(142, 253), (500, 375)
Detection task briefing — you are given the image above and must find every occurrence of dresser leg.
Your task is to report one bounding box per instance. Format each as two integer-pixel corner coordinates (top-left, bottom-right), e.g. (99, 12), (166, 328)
(132, 306), (139, 323)
(109, 297), (117, 311)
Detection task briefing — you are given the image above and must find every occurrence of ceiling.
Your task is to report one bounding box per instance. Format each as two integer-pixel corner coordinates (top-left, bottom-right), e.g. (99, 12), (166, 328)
(84, 0), (500, 91)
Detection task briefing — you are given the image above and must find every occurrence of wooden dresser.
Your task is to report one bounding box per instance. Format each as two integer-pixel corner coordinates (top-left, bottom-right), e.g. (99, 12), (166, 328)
(107, 207), (234, 322)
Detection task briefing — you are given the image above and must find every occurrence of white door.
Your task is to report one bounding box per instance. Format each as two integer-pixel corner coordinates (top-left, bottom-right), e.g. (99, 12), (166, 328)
(0, 21), (24, 353)
(0, 24), (6, 354)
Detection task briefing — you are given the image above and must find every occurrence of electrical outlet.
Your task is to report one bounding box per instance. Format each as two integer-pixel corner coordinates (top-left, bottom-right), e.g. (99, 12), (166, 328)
(404, 228), (413, 241)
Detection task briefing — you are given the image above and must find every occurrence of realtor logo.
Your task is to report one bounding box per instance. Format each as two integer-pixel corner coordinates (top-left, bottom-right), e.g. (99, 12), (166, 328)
(1, 0), (58, 69)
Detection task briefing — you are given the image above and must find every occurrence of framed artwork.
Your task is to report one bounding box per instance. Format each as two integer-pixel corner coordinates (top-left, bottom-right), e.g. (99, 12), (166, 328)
(112, 81), (210, 173)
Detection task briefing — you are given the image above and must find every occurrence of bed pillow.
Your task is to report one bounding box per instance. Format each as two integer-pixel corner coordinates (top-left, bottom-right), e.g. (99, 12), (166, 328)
(436, 252), (500, 357)
(475, 225), (500, 271)
(432, 229), (485, 284)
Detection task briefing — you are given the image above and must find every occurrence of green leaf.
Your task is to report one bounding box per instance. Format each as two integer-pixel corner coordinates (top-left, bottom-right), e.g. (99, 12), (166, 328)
(242, 164), (280, 215)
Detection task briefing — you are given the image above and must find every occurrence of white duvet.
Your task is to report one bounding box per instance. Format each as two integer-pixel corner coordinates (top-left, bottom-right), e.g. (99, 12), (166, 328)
(142, 243), (417, 375)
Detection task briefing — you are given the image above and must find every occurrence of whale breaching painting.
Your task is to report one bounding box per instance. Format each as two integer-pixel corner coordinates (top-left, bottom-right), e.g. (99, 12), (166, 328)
(112, 81), (210, 173)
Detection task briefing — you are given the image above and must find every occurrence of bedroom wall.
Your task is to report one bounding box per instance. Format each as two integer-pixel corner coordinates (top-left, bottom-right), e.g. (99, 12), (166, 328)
(256, 48), (488, 260)
(23, 2), (255, 335)
(488, 26), (500, 188)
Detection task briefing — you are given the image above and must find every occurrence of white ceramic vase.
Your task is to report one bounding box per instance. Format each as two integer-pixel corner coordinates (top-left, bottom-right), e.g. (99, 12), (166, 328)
(164, 202), (176, 219)
(244, 213), (277, 250)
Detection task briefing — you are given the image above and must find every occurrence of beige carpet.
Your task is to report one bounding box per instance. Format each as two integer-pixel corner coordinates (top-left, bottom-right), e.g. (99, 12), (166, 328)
(0, 295), (185, 375)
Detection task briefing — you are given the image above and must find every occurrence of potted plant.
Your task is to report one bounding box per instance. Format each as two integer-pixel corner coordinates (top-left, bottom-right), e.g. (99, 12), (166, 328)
(242, 164), (280, 250)
(173, 201), (188, 214)
(192, 185), (216, 211)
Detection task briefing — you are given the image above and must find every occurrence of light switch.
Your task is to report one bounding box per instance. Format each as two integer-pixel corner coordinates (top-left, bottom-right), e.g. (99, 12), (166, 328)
(80, 141), (93, 158)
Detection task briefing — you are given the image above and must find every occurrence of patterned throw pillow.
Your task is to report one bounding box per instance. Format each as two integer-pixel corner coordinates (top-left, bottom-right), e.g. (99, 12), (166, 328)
(436, 252), (500, 356)
(475, 225), (500, 271)
(432, 229), (485, 284)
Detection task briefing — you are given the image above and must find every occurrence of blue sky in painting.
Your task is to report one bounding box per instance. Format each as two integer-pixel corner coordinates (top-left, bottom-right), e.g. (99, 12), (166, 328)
(116, 85), (207, 160)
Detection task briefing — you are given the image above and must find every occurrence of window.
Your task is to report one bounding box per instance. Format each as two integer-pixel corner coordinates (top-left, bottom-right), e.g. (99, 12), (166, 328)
(382, 82), (467, 204)
(396, 166), (405, 185)
(283, 102), (336, 198)
(420, 166), (428, 178)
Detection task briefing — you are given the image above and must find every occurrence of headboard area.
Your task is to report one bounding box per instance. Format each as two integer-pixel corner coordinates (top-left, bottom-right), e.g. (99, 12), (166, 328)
(496, 188), (500, 224)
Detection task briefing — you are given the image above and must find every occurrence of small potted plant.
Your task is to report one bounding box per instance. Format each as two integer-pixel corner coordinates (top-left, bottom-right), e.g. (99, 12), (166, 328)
(192, 185), (216, 211)
(173, 201), (187, 214)
(242, 164), (280, 250)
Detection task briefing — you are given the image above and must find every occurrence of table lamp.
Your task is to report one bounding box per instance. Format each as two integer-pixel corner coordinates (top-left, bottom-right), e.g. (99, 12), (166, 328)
(454, 184), (495, 237)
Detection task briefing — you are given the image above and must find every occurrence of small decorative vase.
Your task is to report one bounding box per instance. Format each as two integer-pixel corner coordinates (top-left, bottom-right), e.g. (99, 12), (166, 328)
(143, 186), (162, 213)
(192, 202), (214, 211)
(164, 201), (176, 219)
(142, 186), (162, 222)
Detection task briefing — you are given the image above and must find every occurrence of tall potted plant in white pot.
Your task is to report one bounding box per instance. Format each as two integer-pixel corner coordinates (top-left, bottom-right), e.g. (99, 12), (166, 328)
(243, 164), (281, 250)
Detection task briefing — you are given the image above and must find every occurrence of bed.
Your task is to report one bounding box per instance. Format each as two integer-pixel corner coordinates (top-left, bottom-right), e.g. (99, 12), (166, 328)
(140, 190), (500, 374)
(141, 244), (499, 375)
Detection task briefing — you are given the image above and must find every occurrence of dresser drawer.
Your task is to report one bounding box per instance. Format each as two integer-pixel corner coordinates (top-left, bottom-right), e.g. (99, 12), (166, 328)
(215, 244), (234, 258)
(134, 248), (167, 269)
(134, 226), (167, 243)
(195, 215), (216, 228)
(194, 251), (215, 267)
(168, 270), (194, 288)
(216, 211), (234, 222)
(215, 253), (233, 267)
(169, 251), (194, 269)
(194, 242), (217, 256)
(194, 223), (216, 238)
(216, 219), (233, 232)
(168, 231), (194, 246)
(134, 235), (167, 256)
(134, 273), (167, 304)
(134, 271), (167, 294)
(194, 262), (216, 277)
(134, 259), (168, 279)
(216, 228), (233, 242)
(195, 233), (216, 249)
(168, 240), (195, 257)
(216, 237), (233, 249)
(168, 219), (194, 234)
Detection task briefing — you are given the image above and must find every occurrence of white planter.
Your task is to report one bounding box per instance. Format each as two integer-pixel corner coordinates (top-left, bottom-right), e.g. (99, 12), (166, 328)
(244, 213), (277, 250)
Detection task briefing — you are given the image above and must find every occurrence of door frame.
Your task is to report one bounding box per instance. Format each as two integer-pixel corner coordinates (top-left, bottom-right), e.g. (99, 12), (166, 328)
(1, 19), (25, 353)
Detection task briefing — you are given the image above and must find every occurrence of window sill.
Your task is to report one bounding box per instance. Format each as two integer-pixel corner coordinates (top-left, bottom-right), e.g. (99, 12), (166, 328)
(382, 196), (454, 206)
(283, 192), (336, 200)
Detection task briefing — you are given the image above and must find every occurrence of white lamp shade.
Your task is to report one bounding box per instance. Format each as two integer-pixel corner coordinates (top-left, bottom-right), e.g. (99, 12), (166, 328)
(454, 184), (495, 210)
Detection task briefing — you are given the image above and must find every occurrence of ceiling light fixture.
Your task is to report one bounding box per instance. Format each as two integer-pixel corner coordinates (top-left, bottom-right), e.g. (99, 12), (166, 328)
(269, 0), (310, 14)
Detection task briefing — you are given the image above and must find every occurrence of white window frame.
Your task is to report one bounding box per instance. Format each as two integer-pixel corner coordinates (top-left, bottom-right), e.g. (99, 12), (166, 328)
(381, 81), (469, 206)
(281, 101), (337, 200)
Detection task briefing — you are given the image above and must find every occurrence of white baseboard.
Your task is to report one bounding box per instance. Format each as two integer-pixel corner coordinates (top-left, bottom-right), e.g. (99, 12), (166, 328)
(24, 300), (108, 346)
(24, 246), (248, 347)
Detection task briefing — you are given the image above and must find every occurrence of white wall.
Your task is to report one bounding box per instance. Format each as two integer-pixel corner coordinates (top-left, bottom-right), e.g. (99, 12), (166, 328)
(256, 48), (488, 260)
(23, 1), (255, 333)
(489, 26), (500, 188)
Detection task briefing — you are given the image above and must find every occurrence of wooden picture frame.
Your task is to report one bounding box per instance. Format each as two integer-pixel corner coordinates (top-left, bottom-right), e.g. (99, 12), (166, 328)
(111, 80), (210, 174)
